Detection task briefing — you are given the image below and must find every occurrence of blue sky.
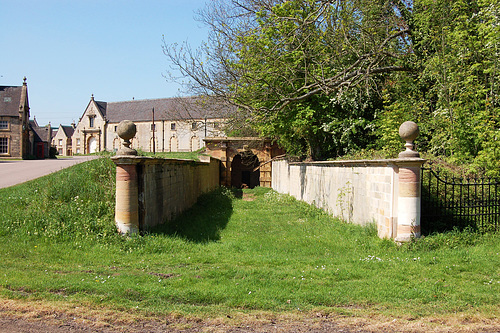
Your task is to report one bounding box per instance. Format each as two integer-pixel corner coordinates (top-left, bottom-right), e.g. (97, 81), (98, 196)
(1, 0), (208, 125)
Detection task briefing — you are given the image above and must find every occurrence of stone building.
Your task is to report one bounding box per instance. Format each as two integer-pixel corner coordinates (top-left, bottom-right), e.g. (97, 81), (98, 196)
(72, 95), (228, 154)
(0, 78), (31, 158)
(30, 119), (52, 159)
(52, 124), (75, 156)
(204, 137), (285, 188)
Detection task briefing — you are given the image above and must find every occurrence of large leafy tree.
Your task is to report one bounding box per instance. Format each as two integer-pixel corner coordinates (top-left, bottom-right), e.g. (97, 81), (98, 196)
(164, 0), (413, 159)
(378, 0), (500, 176)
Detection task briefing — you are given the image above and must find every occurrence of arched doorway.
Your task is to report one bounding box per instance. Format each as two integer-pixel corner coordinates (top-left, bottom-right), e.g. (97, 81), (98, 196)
(88, 137), (97, 154)
(170, 136), (178, 152)
(191, 136), (200, 151)
(113, 138), (120, 152)
(231, 151), (260, 188)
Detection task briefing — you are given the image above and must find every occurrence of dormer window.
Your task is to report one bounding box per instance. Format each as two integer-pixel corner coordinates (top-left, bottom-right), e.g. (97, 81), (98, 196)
(89, 116), (95, 128)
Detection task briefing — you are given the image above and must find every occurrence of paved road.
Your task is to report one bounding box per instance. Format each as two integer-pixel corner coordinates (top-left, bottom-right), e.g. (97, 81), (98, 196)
(0, 156), (99, 189)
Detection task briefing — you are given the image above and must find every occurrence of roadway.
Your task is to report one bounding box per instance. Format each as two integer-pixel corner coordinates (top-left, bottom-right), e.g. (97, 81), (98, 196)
(0, 156), (99, 189)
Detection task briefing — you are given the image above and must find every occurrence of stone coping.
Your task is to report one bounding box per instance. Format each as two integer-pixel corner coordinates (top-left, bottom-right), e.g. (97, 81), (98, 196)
(280, 157), (426, 167)
(204, 137), (272, 142)
(111, 155), (214, 165)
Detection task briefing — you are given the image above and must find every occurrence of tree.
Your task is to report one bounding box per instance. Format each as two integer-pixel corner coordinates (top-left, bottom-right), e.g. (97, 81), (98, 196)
(164, 0), (413, 159)
(378, 0), (500, 176)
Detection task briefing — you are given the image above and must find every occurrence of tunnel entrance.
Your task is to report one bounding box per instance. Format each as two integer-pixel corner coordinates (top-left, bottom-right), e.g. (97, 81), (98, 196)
(231, 151), (260, 189)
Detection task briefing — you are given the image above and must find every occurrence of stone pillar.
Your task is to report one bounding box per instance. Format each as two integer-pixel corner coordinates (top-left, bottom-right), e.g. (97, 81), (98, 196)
(114, 159), (139, 234)
(112, 120), (139, 234)
(395, 121), (425, 242)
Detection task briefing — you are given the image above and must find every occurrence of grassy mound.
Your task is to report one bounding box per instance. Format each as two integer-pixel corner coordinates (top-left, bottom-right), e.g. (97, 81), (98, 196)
(0, 158), (498, 324)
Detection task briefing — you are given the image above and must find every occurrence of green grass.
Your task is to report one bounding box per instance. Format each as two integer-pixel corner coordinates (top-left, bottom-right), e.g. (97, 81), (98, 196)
(137, 149), (207, 161)
(0, 157), (498, 321)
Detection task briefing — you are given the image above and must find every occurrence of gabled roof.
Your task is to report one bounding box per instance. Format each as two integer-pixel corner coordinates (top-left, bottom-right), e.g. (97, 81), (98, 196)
(0, 86), (22, 117)
(96, 96), (234, 123)
(29, 119), (39, 128)
(79, 96), (107, 122)
(31, 125), (51, 143)
(95, 101), (107, 117)
(59, 125), (75, 138)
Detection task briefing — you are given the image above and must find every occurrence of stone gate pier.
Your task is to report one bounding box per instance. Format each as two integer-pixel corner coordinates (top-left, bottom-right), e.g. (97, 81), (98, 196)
(272, 121), (425, 241)
(112, 120), (220, 234)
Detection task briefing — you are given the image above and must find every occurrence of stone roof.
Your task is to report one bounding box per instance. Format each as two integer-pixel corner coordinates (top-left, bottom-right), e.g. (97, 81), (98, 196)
(96, 96), (233, 123)
(60, 125), (75, 138)
(31, 125), (51, 143)
(0, 86), (22, 117)
(95, 101), (107, 117)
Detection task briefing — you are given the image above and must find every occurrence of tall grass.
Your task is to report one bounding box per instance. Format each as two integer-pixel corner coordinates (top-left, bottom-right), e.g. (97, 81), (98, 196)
(0, 157), (117, 241)
(0, 158), (498, 320)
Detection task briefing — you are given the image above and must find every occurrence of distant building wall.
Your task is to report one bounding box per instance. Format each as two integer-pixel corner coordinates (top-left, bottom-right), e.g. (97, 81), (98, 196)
(52, 127), (73, 156)
(106, 119), (225, 153)
(0, 116), (22, 157)
(72, 98), (106, 154)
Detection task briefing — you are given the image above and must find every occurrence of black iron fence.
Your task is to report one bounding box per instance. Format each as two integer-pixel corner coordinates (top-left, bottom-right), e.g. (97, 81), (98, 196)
(420, 167), (500, 234)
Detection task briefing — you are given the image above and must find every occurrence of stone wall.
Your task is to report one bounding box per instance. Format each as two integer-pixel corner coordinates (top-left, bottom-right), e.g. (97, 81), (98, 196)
(106, 120), (225, 153)
(204, 137), (285, 188)
(272, 158), (425, 240)
(0, 116), (21, 157)
(112, 155), (220, 233)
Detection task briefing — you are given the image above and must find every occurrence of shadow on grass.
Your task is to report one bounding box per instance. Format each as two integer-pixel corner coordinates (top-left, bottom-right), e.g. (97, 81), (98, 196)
(149, 187), (237, 243)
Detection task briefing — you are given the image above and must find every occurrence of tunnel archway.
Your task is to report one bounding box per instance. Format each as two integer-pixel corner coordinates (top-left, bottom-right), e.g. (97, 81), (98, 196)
(231, 152), (260, 188)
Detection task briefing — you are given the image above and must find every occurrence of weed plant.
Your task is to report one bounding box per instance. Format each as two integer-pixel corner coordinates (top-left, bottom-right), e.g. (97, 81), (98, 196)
(0, 158), (498, 321)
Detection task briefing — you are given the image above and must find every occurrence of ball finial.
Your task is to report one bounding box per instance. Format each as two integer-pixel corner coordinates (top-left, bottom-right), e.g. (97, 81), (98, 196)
(398, 121), (420, 158)
(116, 120), (137, 156)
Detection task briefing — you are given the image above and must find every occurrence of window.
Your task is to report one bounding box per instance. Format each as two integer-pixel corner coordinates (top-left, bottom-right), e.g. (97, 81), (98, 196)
(0, 121), (8, 129)
(151, 124), (156, 131)
(114, 126), (118, 132)
(191, 122), (197, 130)
(58, 139), (63, 146)
(89, 116), (95, 128)
(0, 137), (8, 154)
(76, 148), (80, 154)
(3, 97), (11, 103)
(76, 138), (80, 145)
(170, 123), (176, 131)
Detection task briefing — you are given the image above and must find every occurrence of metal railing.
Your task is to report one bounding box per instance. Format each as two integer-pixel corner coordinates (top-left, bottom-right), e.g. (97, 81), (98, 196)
(421, 167), (500, 234)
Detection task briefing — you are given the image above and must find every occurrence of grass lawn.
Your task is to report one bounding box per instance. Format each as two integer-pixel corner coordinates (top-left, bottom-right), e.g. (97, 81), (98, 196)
(0, 157), (498, 330)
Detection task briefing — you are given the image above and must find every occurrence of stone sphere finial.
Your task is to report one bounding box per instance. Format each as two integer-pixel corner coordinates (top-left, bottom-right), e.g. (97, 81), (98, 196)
(116, 120), (137, 156)
(398, 121), (420, 158)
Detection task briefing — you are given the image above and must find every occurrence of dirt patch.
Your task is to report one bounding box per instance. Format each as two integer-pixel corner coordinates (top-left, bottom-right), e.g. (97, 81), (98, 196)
(242, 193), (256, 201)
(0, 298), (499, 333)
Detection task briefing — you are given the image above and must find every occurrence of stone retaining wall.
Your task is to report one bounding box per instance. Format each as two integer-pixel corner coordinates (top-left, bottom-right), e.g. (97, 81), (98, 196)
(272, 158), (425, 240)
(112, 156), (220, 232)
